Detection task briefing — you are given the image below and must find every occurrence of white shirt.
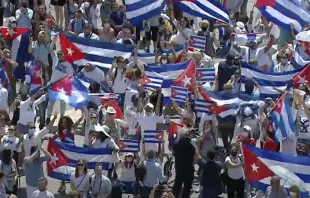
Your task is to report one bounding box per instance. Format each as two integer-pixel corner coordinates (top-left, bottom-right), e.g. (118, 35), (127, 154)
(112, 68), (127, 93)
(31, 190), (55, 198)
(225, 155), (244, 180)
(23, 128), (49, 157)
(1, 135), (21, 152)
(119, 162), (136, 182)
(273, 62), (294, 73)
(82, 67), (105, 84)
(170, 28), (192, 45)
(18, 94), (46, 125)
(89, 4), (102, 29)
(0, 87), (8, 113)
(255, 46), (277, 70)
(78, 32), (100, 40)
(92, 138), (118, 149)
(50, 60), (74, 83)
(70, 173), (90, 193)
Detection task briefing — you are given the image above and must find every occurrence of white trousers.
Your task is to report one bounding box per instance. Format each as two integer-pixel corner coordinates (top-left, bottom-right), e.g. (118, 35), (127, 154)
(26, 185), (38, 198)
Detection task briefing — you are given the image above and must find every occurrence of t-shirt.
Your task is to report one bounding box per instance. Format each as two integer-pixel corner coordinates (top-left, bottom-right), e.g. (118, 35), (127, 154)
(1, 135), (21, 152)
(255, 47), (277, 71)
(0, 87), (8, 113)
(70, 173), (90, 193)
(225, 156), (244, 180)
(24, 156), (48, 187)
(265, 186), (287, 198)
(82, 67), (105, 84)
(50, 60), (74, 83)
(31, 190), (55, 198)
(170, 28), (192, 45)
(263, 138), (278, 151)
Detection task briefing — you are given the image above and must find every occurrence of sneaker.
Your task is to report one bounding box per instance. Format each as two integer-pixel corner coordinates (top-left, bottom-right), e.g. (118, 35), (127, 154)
(58, 182), (66, 193)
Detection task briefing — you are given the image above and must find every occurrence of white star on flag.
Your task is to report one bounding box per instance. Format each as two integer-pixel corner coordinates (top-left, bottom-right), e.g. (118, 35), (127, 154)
(6, 29), (16, 37)
(50, 153), (59, 165)
(251, 163), (259, 173)
(298, 76), (308, 84)
(182, 75), (191, 87)
(58, 87), (67, 94)
(67, 47), (74, 56)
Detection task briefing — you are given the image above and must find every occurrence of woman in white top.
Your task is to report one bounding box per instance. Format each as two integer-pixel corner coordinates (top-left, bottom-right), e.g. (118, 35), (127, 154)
(225, 144), (245, 198)
(1, 126), (22, 167)
(70, 159), (90, 197)
(171, 97), (196, 127)
(119, 153), (136, 193)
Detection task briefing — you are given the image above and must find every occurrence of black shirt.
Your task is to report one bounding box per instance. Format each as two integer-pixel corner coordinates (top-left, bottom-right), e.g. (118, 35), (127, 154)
(173, 136), (195, 170)
(217, 61), (237, 91)
(198, 159), (222, 193)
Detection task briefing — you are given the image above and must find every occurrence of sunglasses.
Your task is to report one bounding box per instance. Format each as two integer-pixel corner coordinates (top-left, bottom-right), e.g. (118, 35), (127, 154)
(107, 113), (115, 116)
(8, 129), (14, 131)
(77, 164), (84, 166)
(29, 126), (36, 129)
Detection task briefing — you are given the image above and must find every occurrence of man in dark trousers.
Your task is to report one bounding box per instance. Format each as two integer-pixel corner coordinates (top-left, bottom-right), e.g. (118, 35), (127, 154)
(172, 127), (196, 198)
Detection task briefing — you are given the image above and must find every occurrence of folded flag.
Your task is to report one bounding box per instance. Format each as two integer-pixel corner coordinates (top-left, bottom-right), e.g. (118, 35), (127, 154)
(242, 144), (310, 194)
(171, 86), (188, 106)
(143, 130), (164, 143)
(270, 93), (296, 141)
(49, 75), (89, 108)
(125, 0), (165, 26)
(47, 139), (114, 181)
(172, 0), (230, 23)
(196, 67), (216, 83)
(189, 35), (206, 51)
(117, 139), (140, 153)
(256, 0), (310, 33)
(233, 33), (266, 46)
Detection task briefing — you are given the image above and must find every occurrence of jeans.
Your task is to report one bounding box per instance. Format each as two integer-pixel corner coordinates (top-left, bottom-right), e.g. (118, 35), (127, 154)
(218, 121), (235, 151)
(141, 186), (153, 198)
(46, 99), (66, 118)
(227, 177), (245, 198)
(36, 101), (47, 129)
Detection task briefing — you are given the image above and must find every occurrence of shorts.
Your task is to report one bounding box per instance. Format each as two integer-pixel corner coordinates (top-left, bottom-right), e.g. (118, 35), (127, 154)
(51, 0), (66, 6)
(145, 26), (159, 41)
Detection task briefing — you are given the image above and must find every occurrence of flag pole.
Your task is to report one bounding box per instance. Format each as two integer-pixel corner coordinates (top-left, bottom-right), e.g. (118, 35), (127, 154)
(239, 142), (251, 198)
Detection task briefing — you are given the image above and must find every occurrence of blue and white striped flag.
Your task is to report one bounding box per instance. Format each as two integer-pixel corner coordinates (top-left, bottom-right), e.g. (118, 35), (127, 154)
(117, 139), (140, 153)
(171, 86), (188, 106)
(47, 140), (114, 181)
(143, 130), (164, 143)
(196, 67), (216, 83)
(233, 33), (266, 46)
(125, 0), (165, 25)
(189, 34), (206, 51)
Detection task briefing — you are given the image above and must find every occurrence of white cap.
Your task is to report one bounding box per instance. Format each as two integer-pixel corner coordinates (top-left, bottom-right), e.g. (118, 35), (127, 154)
(243, 125), (251, 132)
(145, 103), (154, 109)
(257, 101), (265, 109)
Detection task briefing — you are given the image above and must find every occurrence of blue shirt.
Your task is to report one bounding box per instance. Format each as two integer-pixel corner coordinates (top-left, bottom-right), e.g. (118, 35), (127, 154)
(110, 12), (125, 26)
(142, 159), (167, 187)
(16, 8), (33, 28)
(24, 156), (48, 186)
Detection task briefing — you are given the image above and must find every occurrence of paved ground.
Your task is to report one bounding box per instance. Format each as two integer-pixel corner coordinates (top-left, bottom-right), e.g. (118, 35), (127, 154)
(12, 0), (258, 197)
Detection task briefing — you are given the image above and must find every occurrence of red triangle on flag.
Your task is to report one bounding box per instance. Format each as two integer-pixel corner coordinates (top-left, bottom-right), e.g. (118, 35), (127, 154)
(59, 34), (85, 63)
(50, 76), (73, 96)
(256, 0), (276, 7)
(206, 103), (227, 115)
(117, 140), (127, 150)
(171, 88), (178, 98)
(100, 99), (123, 119)
(0, 27), (29, 42)
(196, 71), (203, 80)
(242, 144), (275, 182)
(155, 131), (164, 141)
(47, 139), (70, 175)
(140, 76), (152, 86)
(173, 60), (196, 92)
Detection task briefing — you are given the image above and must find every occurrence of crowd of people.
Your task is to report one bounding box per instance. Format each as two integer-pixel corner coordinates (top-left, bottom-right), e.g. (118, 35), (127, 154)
(0, 0), (308, 197)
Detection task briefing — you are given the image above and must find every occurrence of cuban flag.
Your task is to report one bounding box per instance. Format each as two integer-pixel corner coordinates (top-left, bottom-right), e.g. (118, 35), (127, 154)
(0, 27), (30, 44)
(47, 139), (114, 181)
(125, 0), (165, 26)
(256, 0), (310, 33)
(49, 75), (89, 108)
(240, 62), (305, 99)
(117, 139), (140, 153)
(242, 144), (310, 196)
(233, 33), (266, 46)
(57, 34), (133, 72)
(89, 93), (119, 100)
(172, 0), (230, 23)
(143, 130), (164, 143)
(142, 75), (164, 89)
(195, 86), (260, 118)
(196, 67), (216, 83)
(291, 44), (310, 69)
(25, 60), (43, 95)
(76, 74), (110, 92)
(0, 66), (9, 88)
(144, 60), (195, 104)
(171, 86), (189, 106)
(138, 45), (184, 65)
(189, 34), (206, 51)
(293, 65), (310, 87)
(270, 93), (296, 141)
(11, 30), (33, 80)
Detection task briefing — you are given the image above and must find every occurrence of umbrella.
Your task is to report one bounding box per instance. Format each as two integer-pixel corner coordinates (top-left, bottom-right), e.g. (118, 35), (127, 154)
(269, 165), (307, 192)
(296, 30), (310, 42)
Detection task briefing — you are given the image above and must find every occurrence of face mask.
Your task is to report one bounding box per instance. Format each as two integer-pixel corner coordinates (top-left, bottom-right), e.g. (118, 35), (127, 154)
(28, 129), (35, 134)
(161, 59), (168, 64)
(126, 157), (133, 162)
(289, 192), (297, 197)
(104, 23), (110, 28)
(145, 111), (152, 116)
(231, 151), (237, 157)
